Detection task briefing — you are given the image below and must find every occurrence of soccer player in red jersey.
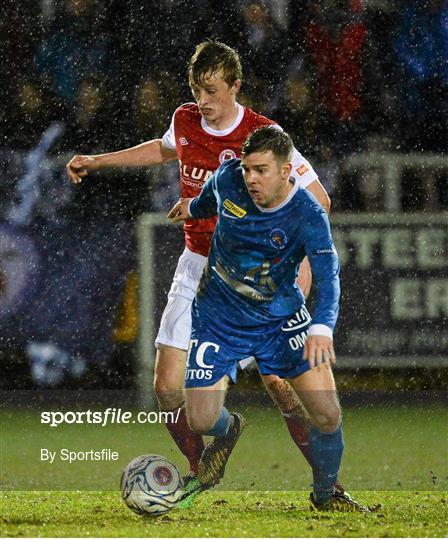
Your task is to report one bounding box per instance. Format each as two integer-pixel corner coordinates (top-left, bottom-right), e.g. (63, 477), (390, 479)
(67, 41), (340, 496)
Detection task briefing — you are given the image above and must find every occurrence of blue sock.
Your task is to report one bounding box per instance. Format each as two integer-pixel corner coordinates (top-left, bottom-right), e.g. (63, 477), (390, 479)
(310, 423), (344, 504)
(204, 407), (231, 437)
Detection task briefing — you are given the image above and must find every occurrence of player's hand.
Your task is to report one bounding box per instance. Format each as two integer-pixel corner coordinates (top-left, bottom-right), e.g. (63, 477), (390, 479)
(167, 198), (193, 223)
(303, 335), (336, 371)
(66, 155), (99, 184)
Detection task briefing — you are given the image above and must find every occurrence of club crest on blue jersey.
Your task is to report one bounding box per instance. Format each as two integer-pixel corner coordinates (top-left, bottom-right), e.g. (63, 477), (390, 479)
(269, 228), (288, 250)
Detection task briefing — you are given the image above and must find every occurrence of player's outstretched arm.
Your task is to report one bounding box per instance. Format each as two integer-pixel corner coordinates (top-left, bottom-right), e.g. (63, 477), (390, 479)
(167, 198), (194, 223)
(66, 139), (177, 184)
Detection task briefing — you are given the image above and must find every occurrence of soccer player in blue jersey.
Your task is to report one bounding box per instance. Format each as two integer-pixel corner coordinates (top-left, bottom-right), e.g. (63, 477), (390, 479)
(168, 126), (369, 512)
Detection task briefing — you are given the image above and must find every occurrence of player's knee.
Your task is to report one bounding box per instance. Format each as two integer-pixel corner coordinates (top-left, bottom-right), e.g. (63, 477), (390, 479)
(313, 404), (341, 433)
(186, 397), (222, 434)
(186, 412), (216, 435)
(326, 406), (342, 432)
(153, 374), (184, 411)
(154, 346), (186, 409)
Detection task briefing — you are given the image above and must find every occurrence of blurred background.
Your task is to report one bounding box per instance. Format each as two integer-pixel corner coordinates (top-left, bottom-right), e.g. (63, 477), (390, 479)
(0, 0), (447, 398)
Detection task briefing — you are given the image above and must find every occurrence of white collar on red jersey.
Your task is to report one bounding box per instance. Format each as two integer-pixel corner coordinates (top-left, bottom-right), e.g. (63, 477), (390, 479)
(200, 103), (245, 136)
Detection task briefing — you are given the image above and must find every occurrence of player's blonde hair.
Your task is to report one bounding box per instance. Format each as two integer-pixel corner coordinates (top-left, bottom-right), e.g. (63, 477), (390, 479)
(188, 40), (243, 87)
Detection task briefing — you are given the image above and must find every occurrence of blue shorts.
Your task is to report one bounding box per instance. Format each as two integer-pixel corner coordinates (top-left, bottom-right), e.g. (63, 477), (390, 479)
(185, 304), (312, 388)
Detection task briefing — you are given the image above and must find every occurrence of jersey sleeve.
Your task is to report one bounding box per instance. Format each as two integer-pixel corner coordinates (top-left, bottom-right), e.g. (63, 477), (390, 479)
(161, 111), (176, 150)
(290, 149), (318, 188)
(271, 124), (318, 188)
(301, 202), (340, 336)
(188, 171), (219, 219)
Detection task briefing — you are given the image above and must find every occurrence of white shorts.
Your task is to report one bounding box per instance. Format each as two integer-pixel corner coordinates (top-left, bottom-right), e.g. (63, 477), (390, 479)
(155, 247), (256, 370)
(155, 247), (207, 350)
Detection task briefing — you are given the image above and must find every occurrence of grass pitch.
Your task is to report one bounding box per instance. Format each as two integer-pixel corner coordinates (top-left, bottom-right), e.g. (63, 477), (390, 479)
(1, 404), (447, 537)
(2, 490), (447, 537)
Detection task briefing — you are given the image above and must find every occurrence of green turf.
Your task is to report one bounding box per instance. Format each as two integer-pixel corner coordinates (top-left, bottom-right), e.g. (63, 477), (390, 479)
(1, 405), (446, 491)
(1, 404), (447, 536)
(2, 490), (447, 537)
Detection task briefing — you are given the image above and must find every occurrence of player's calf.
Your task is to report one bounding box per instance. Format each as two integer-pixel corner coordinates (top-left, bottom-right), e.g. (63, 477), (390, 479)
(265, 376), (346, 494)
(163, 404), (204, 475)
(264, 375), (312, 455)
(154, 346), (205, 475)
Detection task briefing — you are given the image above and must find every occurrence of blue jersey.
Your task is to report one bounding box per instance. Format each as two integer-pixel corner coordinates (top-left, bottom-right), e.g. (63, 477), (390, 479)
(189, 158), (340, 335)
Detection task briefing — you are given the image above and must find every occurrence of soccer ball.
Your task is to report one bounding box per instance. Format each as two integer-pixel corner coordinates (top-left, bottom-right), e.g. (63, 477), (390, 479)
(120, 454), (185, 516)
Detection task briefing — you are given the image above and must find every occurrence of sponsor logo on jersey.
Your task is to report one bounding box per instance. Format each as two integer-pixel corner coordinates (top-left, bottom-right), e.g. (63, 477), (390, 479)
(312, 246), (336, 256)
(223, 199), (247, 218)
(296, 164), (309, 176)
(269, 228), (288, 250)
(219, 149), (237, 164)
(186, 340), (218, 381)
(179, 137), (189, 145)
(282, 306), (311, 351)
(180, 161), (214, 185)
(281, 306), (312, 332)
(183, 179), (202, 189)
(288, 331), (308, 351)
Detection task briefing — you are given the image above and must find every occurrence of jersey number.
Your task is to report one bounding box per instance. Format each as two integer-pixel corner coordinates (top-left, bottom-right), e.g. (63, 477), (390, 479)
(245, 260), (277, 292)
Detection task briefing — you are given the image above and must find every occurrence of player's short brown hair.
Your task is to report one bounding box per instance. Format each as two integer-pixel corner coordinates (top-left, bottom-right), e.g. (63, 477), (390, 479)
(242, 126), (293, 164)
(188, 40), (243, 87)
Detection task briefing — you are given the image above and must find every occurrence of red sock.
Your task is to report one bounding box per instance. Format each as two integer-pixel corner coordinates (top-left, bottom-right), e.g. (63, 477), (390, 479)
(283, 412), (345, 493)
(283, 412), (314, 466)
(164, 405), (204, 475)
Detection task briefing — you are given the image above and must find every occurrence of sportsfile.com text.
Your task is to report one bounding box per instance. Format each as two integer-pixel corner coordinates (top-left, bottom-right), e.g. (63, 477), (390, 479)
(40, 408), (181, 427)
